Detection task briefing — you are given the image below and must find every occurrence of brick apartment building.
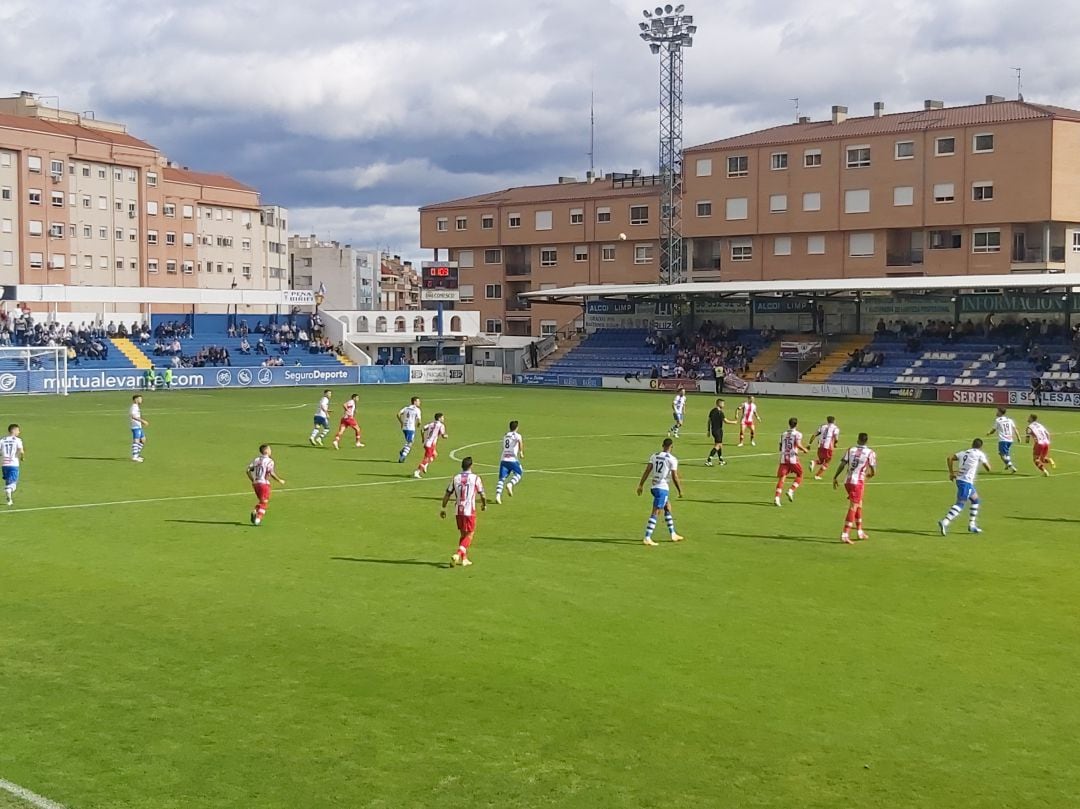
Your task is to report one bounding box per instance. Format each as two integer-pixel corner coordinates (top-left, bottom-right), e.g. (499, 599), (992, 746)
(0, 91), (288, 301)
(420, 97), (1080, 336)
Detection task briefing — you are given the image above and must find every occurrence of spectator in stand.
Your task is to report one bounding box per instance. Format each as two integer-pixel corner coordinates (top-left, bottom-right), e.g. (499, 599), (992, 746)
(255, 338), (268, 355)
(239, 337), (252, 355)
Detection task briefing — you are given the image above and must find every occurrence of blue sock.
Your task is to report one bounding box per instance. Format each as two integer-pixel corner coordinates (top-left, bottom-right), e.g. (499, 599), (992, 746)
(645, 516), (657, 539)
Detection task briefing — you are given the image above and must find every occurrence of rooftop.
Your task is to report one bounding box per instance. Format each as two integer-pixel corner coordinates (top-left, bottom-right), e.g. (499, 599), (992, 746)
(420, 177), (660, 212)
(0, 111), (156, 151)
(163, 166), (257, 194)
(687, 100), (1080, 152)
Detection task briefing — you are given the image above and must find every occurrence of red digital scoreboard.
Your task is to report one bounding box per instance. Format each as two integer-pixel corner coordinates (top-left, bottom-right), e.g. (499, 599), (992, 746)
(421, 262), (460, 300)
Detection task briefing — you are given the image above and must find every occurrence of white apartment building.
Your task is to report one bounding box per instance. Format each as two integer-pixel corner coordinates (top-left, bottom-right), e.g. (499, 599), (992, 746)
(289, 235), (380, 310)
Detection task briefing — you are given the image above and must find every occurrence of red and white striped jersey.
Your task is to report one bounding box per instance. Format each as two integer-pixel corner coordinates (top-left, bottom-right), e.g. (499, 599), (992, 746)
(248, 455), (275, 485)
(343, 400), (357, 419)
(778, 429), (803, 464)
(816, 422), (841, 450)
(423, 421), (447, 448)
(740, 402), (758, 423)
(1027, 421), (1051, 444)
(447, 471), (485, 516)
(842, 445), (877, 484)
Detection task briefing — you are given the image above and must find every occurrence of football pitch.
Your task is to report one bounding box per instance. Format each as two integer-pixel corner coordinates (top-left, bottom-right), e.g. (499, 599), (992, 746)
(1, 385), (1079, 809)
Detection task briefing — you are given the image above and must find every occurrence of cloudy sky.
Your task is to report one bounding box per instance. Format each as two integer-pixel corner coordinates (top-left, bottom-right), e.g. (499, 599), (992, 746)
(2, 0), (1074, 263)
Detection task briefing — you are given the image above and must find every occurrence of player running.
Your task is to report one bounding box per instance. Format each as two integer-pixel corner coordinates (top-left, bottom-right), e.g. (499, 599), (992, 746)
(247, 444), (286, 526)
(986, 408), (1019, 473)
(832, 432), (876, 544)
(495, 420), (525, 504)
(669, 387), (687, 438)
(413, 413), (448, 478)
(442, 456), (487, 567)
(1025, 414), (1055, 476)
(808, 415), (841, 480)
(736, 394), (761, 447)
(397, 396), (423, 463)
(774, 417), (808, 506)
(129, 394), (149, 462)
(331, 394), (365, 450)
(939, 438), (991, 535)
(0, 423), (25, 507)
(705, 398), (737, 467)
(636, 437), (684, 546)
(309, 389), (332, 446)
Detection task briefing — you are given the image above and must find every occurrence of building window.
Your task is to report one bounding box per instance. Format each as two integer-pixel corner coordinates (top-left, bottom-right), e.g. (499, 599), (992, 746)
(29, 252), (44, 269)
(81, 195), (91, 208)
(49, 159), (63, 176)
(183, 233), (194, 247)
(807, 235), (826, 255)
(456, 250), (474, 268)
(936, 137), (956, 156)
(893, 186), (914, 206)
(98, 226), (107, 239)
(973, 229), (1001, 253)
(148, 259), (159, 273)
(803, 149), (822, 168)
(182, 205), (193, 219)
(769, 194), (787, 213)
(82, 225), (91, 238)
(803, 192), (821, 212)
(846, 146), (871, 168)
(115, 228), (124, 241)
(540, 320), (558, 337)
(485, 283), (502, 299)
(630, 205), (649, 225)
(166, 232), (176, 246)
(459, 284), (475, 301)
(849, 232), (875, 257)
(770, 152), (788, 170)
(972, 181), (994, 201)
(163, 203), (176, 217)
(725, 197), (748, 220)
(226, 263), (234, 274)
(1073, 232), (1080, 253)
(1, 251), (12, 266)
(50, 191), (64, 207)
(115, 259), (124, 271)
(28, 189), (42, 205)
(81, 165), (90, 177)
(146, 200), (158, 215)
(774, 236), (792, 256)
(484, 249), (502, 264)
(128, 229), (137, 242)
(726, 155), (749, 177)
(127, 170), (137, 183)
(895, 141), (915, 159)
(844, 189), (871, 214)
(0, 218), (9, 233)
(27, 156), (42, 173)
(114, 168), (122, 181)
(540, 248), (558, 267)
(97, 167), (106, 179)
(570, 208), (584, 225)
(455, 216), (467, 231)
(481, 214), (494, 229)
(147, 172), (157, 187)
(596, 207), (611, 223)
(241, 238), (251, 250)
(242, 264), (251, 278)
(634, 244), (654, 264)
(508, 212), (522, 228)
(435, 217), (448, 232)
(933, 183), (955, 203)
(536, 210), (553, 230)
(97, 255), (107, 269)
(0, 187), (9, 200)
(574, 245), (588, 262)
(929, 230), (962, 249)
(48, 223), (63, 238)
(0, 152), (9, 167)
(183, 261), (194, 274)
(730, 239), (752, 262)
(696, 158), (713, 177)
(973, 133), (995, 153)
(28, 220), (43, 236)
(601, 245), (616, 261)
(147, 230), (158, 245)
(486, 319), (503, 334)
(696, 201), (712, 217)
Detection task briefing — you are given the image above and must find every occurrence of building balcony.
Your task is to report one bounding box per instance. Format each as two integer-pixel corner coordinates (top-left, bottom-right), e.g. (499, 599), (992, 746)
(506, 299), (532, 312)
(505, 263), (531, 278)
(1011, 245), (1065, 263)
(886, 249), (924, 267)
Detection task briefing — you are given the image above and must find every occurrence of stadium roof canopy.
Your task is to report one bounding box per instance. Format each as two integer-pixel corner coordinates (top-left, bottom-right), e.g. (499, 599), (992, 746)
(521, 273), (1080, 305)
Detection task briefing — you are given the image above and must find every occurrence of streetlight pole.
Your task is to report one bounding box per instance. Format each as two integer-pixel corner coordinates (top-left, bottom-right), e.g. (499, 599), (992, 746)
(639, 5), (697, 286)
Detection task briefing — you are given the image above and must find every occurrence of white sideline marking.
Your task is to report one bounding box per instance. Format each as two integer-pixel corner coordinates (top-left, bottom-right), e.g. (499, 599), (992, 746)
(0, 778), (68, 809)
(0, 478), (414, 517)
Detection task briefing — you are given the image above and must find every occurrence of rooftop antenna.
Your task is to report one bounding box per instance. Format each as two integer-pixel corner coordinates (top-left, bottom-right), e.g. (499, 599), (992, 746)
(790, 97), (800, 122)
(588, 83), (596, 176)
(1013, 67), (1023, 101)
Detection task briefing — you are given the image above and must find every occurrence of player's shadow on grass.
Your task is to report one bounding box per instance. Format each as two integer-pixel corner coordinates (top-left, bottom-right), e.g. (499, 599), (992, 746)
(532, 534), (644, 546)
(166, 519), (250, 528)
(875, 525), (935, 537)
(331, 556), (448, 568)
(1007, 515), (1080, 524)
(715, 531), (837, 545)
(63, 456), (131, 463)
(682, 498), (776, 508)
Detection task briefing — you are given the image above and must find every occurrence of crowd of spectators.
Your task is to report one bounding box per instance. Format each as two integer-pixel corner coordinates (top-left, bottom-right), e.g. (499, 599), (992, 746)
(843, 347), (886, 372)
(0, 311), (112, 364)
(642, 321), (756, 381)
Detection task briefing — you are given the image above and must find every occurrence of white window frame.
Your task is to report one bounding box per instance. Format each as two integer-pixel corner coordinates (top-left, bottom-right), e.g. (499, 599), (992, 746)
(508, 212), (522, 228)
(570, 208), (584, 225)
(803, 148), (822, 168)
(807, 235), (825, 255)
(484, 283), (503, 299)
(730, 238), (753, 262)
(455, 216), (467, 231)
(973, 133), (995, 153)
(147, 230), (158, 245)
(696, 200), (712, 217)
(802, 192), (822, 212)
(846, 145), (871, 168)
(725, 197), (748, 221)
(540, 248), (558, 267)
(182, 205), (194, 219)
(769, 194), (787, 213)
(933, 183), (955, 203)
(629, 205), (650, 225)
(601, 245), (616, 261)
(726, 155), (749, 177)
(535, 210), (553, 231)
(770, 152), (789, 170)
(894, 140), (915, 160)
(146, 200), (158, 215)
(695, 158), (713, 177)
(844, 189), (871, 214)
(849, 232), (875, 257)
(481, 214), (494, 230)
(27, 156), (42, 173)
(27, 220), (43, 236)
(773, 236), (792, 256)
(935, 136), (956, 156)
(893, 186), (914, 207)
(634, 244), (654, 264)
(1073, 232), (1080, 253)
(27, 188), (41, 205)
(972, 229), (1001, 253)
(456, 250), (474, 268)
(485, 319), (503, 335)
(435, 217), (448, 232)
(50, 190), (65, 207)
(574, 245), (589, 262)
(596, 206), (612, 223)
(147, 172), (158, 187)
(972, 181), (994, 201)
(29, 252), (44, 269)
(484, 248), (502, 264)
(148, 258), (159, 273)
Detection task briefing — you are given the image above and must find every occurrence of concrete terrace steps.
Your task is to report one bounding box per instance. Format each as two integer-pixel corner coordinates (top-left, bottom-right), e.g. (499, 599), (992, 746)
(108, 337), (153, 370)
(800, 335), (869, 383)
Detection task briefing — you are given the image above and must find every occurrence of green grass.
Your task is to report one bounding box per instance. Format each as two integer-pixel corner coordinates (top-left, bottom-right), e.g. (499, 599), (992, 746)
(1, 385), (1079, 809)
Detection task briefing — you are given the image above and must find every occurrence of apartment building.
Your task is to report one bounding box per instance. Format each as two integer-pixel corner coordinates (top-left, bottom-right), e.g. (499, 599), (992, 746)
(419, 176), (662, 336)
(380, 254), (420, 311)
(0, 91), (287, 299)
(421, 97), (1080, 335)
(289, 235), (379, 310)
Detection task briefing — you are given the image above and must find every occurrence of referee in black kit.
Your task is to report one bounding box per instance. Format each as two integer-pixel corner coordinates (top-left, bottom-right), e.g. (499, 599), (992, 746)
(705, 399), (738, 467)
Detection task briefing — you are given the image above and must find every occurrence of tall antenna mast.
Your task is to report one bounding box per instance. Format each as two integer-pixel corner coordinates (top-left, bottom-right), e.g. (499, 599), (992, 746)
(588, 87), (596, 175)
(1013, 67), (1023, 100)
(790, 97), (800, 122)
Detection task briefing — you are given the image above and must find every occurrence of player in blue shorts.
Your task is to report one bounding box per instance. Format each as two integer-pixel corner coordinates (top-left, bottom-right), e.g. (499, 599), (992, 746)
(309, 390), (332, 446)
(986, 407), (1019, 473)
(636, 437), (684, 546)
(939, 437), (992, 535)
(397, 396), (423, 462)
(495, 420), (525, 505)
(0, 423), (25, 506)
(129, 394), (149, 462)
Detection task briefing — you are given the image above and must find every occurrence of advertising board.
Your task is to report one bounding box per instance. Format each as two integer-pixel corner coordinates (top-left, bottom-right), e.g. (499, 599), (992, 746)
(936, 388), (1010, 406)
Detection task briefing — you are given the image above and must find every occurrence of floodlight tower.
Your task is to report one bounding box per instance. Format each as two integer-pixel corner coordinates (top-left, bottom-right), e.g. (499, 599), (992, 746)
(639, 4), (696, 285)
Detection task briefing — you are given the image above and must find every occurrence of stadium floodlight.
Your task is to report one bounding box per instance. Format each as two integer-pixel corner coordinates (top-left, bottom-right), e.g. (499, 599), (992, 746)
(637, 3), (698, 285)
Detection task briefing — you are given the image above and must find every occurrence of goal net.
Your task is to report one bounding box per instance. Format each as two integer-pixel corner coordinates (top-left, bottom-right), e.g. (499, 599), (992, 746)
(0, 345), (69, 395)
